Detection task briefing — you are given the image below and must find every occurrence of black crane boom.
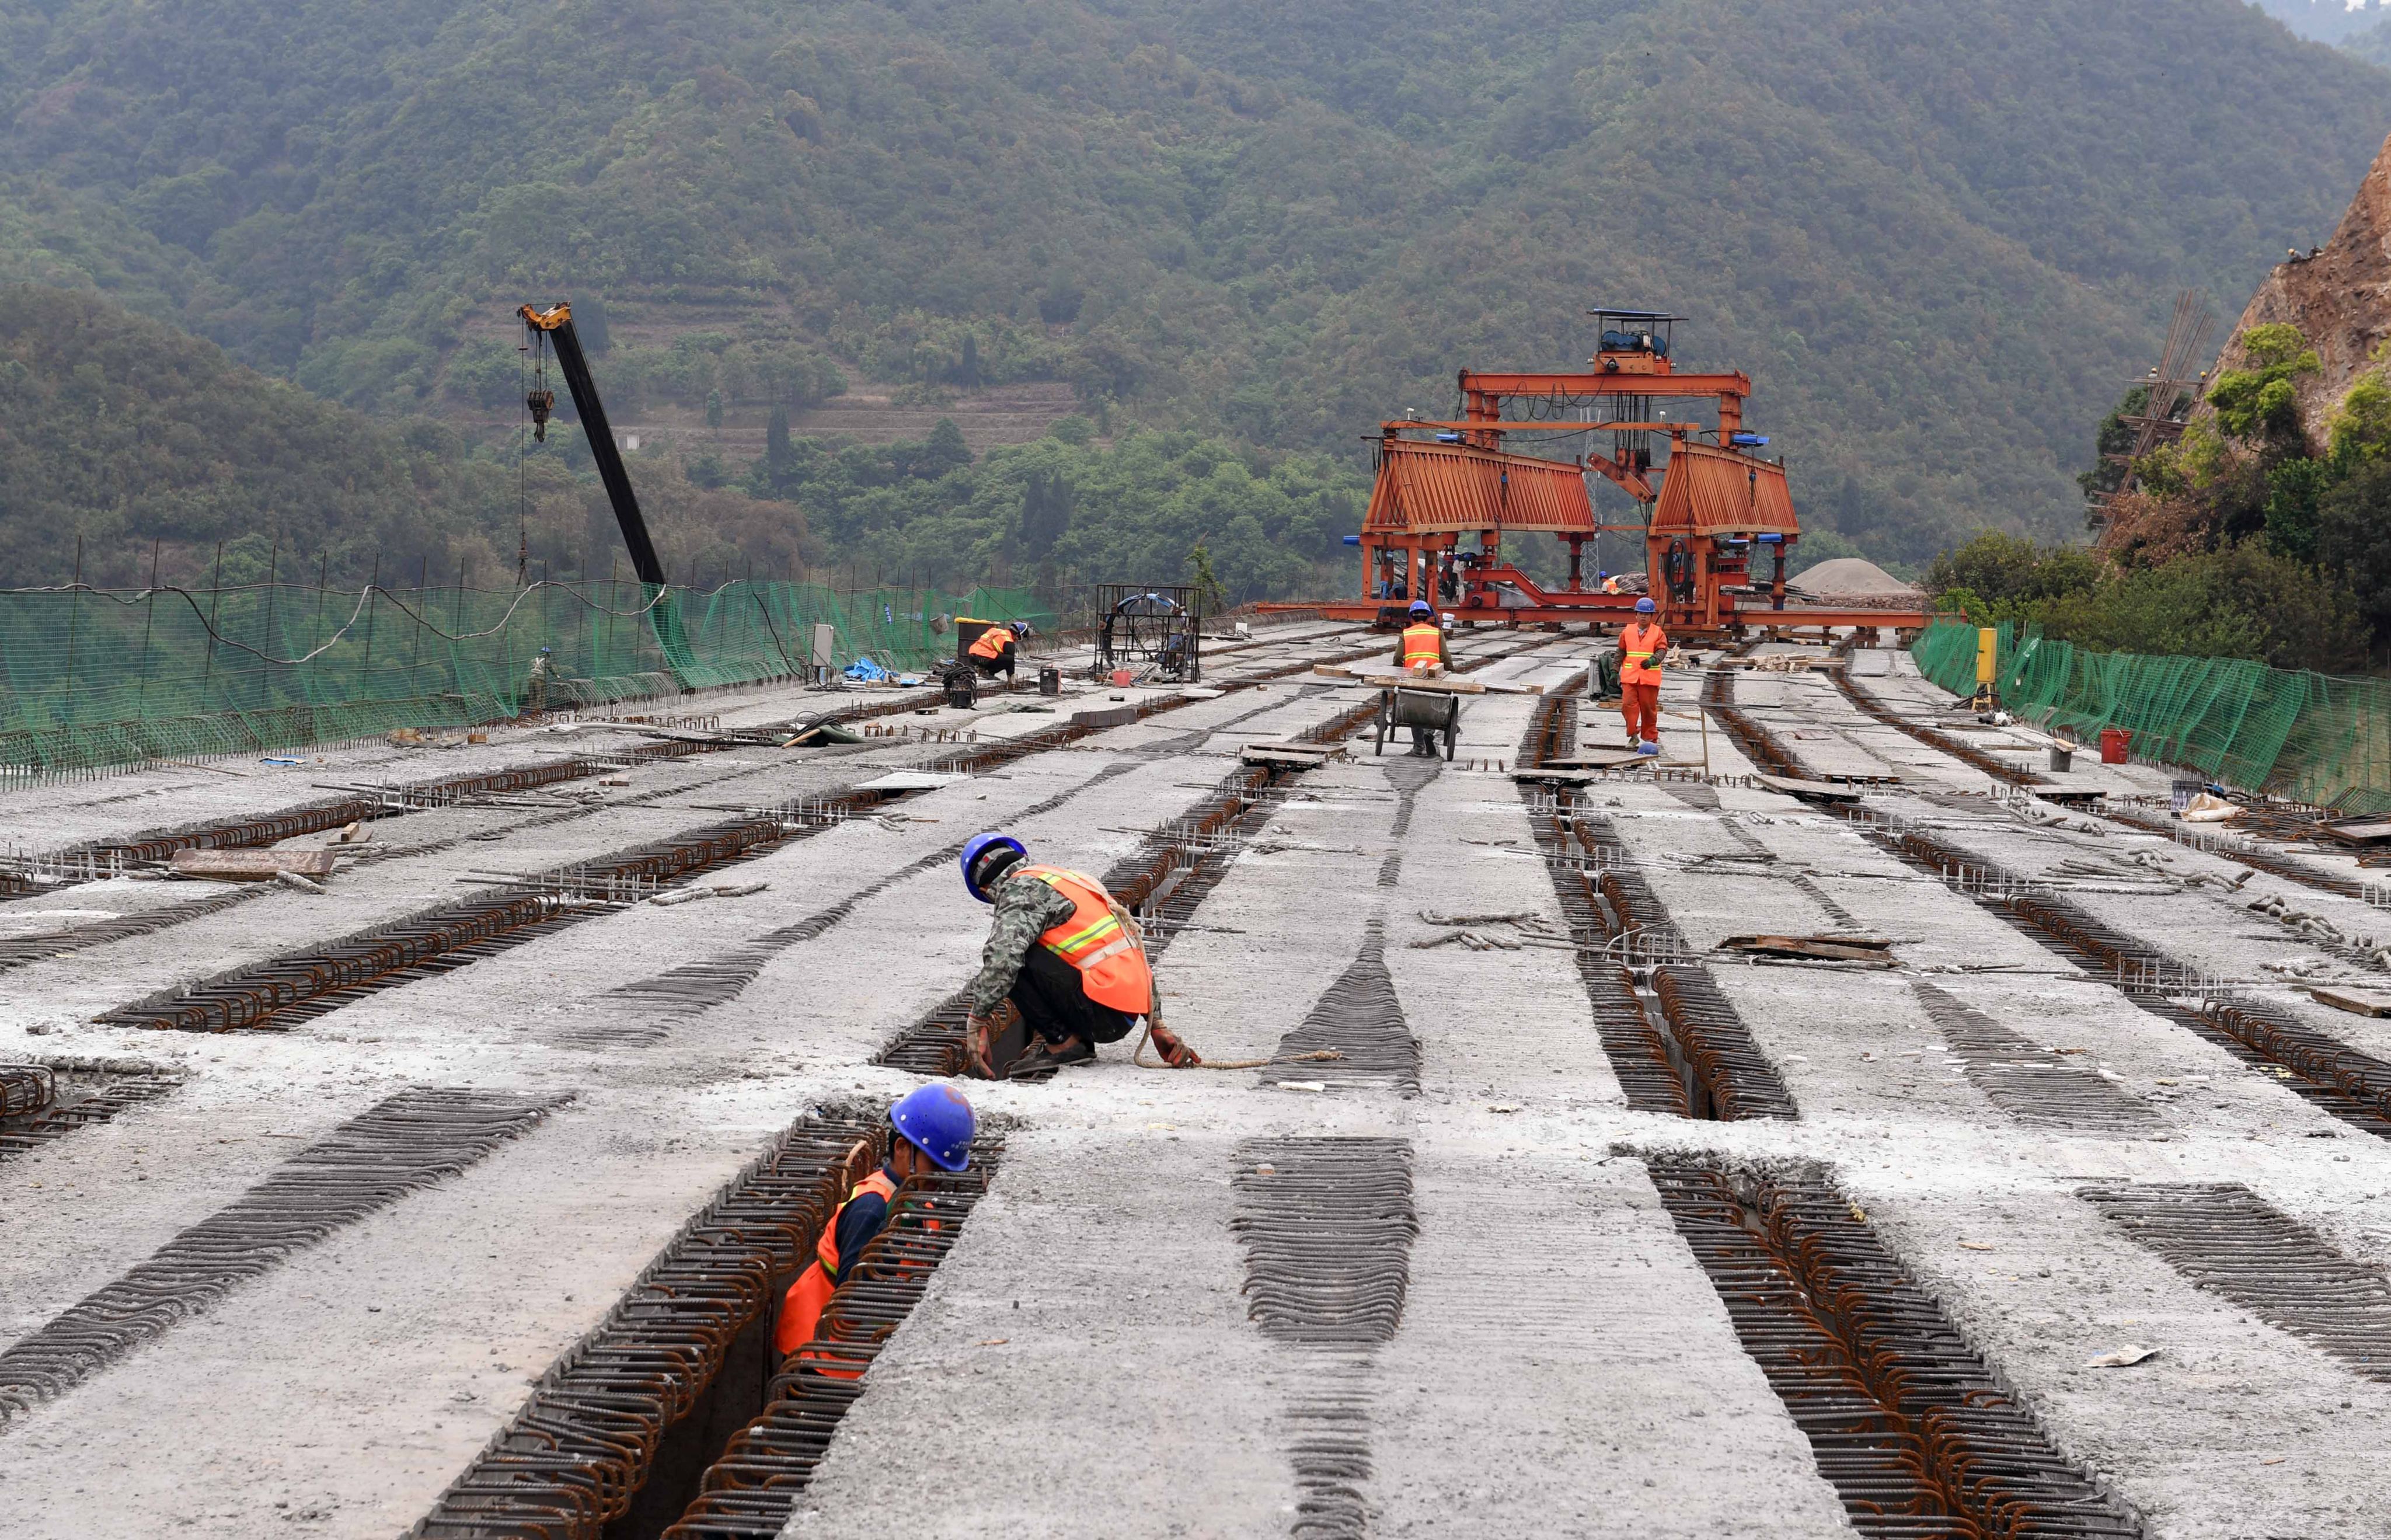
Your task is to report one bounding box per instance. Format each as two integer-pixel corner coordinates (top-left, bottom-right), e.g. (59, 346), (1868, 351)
(519, 303), (665, 587)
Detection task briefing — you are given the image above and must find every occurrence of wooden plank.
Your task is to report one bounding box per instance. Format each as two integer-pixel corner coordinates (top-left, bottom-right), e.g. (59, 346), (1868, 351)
(1545, 749), (1650, 769)
(1751, 771), (1862, 803)
(1513, 765), (1646, 785)
(1243, 747), (1338, 768)
(1721, 933), (1897, 965)
(1242, 740), (1333, 758)
(1312, 666), (1487, 695)
(169, 849), (340, 880)
(2310, 984), (2391, 1019)
(2324, 817), (2391, 846)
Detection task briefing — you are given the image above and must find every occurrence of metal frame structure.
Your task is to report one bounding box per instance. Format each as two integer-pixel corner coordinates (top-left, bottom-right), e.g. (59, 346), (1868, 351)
(1092, 585), (1202, 682)
(1288, 311), (1926, 638)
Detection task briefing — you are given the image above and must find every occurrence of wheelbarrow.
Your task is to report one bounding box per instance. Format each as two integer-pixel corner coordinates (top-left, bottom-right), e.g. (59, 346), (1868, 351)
(1374, 683), (1459, 760)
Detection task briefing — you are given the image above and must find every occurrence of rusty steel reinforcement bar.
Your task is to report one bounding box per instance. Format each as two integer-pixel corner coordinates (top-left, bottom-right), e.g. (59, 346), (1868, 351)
(1517, 692), (1691, 1116)
(0, 1087), (563, 1424)
(870, 649), (1536, 1078)
(1516, 691), (1799, 1120)
(871, 751), (1322, 1078)
(0, 638), (1375, 975)
(1828, 649), (2373, 904)
(1907, 981), (2162, 1135)
(1884, 823), (2391, 1141)
(87, 664), (1366, 1036)
(0, 1060), (183, 1159)
(414, 1109), (887, 1538)
(2079, 1183), (2391, 1380)
(1233, 1136), (1417, 1540)
(1702, 661), (2391, 1135)
(1650, 1161), (2142, 1539)
(1821, 650), (2038, 788)
(1260, 916), (1421, 1095)
(653, 1144), (1001, 1540)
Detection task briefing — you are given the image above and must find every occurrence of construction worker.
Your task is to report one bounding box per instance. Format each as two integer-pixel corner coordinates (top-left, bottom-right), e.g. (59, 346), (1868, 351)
(957, 832), (1198, 1076)
(1391, 599), (1449, 756)
(524, 647), (553, 713)
(965, 620), (1022, 684)
(772, 1084), (975, 1367)
(1618, 597), (1668, 756)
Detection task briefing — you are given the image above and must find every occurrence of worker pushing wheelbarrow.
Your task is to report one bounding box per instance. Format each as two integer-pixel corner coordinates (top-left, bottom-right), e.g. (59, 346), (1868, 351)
(1374, 600), (1461, 760)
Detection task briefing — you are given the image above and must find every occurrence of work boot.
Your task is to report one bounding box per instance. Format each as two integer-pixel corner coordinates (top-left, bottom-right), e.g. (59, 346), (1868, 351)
(1008, 1035), (1095, 1078)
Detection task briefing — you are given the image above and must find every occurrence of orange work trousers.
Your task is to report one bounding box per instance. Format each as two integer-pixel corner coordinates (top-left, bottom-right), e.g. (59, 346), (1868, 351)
(1621, 682), (1661, 745)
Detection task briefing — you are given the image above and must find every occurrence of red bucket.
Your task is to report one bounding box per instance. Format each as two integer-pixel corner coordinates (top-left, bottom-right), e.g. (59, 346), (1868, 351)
(1110, 668), (1134, 688)
(2098, 726), (2132, 765)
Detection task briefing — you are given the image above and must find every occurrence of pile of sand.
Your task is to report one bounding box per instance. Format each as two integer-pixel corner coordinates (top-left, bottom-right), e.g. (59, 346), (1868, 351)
(1789, 557), (1918, 597)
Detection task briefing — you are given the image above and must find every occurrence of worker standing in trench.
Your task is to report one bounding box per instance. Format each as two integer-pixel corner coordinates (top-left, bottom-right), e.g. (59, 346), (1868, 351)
(956, 831), (1200, 1076)
(773, 1085), (976, 1366)
(1619, 596), (1669, 756)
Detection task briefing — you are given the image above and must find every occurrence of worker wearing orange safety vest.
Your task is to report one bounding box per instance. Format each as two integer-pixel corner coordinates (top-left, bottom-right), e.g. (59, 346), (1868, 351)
(956, 832), (1200, 1077)
(1395, 598), (1447, 673)
(965, 619), (1023, 682)
(1618, 597), (1668, 756)
(773, 1085), (975, 1371)
(1389, 599), (1451, 757)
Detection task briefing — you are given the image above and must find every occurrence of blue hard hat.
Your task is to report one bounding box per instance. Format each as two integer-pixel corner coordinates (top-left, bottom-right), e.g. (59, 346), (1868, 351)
(1634, 597), (1657, 614)
(960, 831), (1025, 903)
(1408, 599), (1432, 616)
(890, 1083), (975, 1172)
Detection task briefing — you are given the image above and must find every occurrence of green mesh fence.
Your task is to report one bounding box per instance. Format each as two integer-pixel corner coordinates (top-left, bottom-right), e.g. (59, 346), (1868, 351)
(1910, 618), (2391, 811)
(0, 579), (1057, 776)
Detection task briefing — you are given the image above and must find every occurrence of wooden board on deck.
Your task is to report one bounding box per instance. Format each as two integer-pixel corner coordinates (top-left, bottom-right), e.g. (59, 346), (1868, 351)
(1751, 772), (1863, 803)
(169, 848), (340, 880)
(2310, 984), (2391, 1018)
(1311, 665), (1487, 695)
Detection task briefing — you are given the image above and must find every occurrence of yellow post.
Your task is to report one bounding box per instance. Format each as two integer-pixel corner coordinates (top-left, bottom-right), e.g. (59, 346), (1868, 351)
(1975, 628), (1998, 687)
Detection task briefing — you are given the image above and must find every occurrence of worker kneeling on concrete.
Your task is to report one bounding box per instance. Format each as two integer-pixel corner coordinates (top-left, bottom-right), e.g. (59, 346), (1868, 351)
(1619, 597), (1668, 756)
(957, 831), (1199, 1076)
(773, 1084), (974, 1366)
(966, 620), (1026, 684)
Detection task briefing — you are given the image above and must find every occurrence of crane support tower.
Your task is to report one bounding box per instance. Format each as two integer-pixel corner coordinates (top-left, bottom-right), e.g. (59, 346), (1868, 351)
(1288, 311), (1927, 639)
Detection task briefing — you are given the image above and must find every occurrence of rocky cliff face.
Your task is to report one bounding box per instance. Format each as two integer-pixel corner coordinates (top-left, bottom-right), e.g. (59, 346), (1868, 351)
(2218, 129), (2391, 449)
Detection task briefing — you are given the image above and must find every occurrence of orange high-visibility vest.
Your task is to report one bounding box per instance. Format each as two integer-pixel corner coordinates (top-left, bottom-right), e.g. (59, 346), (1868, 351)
(774, 1168), (899, 1364)
(1620, 621), (1667, 687)
(968, 626), (1009, 661)
(1017, 865), (1153, 1015)
(1400, 622), (1444, 671)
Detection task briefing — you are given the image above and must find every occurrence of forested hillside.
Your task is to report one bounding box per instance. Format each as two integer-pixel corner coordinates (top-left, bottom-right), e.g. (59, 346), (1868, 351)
(0, 0), (2386, 583)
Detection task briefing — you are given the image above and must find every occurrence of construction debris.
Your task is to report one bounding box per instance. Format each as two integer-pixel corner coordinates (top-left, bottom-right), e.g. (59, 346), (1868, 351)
(2181, 792), (2243, 824)
(168, 849), (340, 882)
(649, 881), (771, 908)
(1716, 933), (1898, 966)
(2308, 984), (2391, 1018)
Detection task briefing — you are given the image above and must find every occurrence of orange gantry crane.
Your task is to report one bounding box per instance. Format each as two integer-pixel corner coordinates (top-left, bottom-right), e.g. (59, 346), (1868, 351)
(1305, 311), (1925, 639)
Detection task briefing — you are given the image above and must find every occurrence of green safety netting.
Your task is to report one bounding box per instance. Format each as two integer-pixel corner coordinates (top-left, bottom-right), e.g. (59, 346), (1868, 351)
(1911, 618), (2391, 812)
(0, 579), (1057, 776)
